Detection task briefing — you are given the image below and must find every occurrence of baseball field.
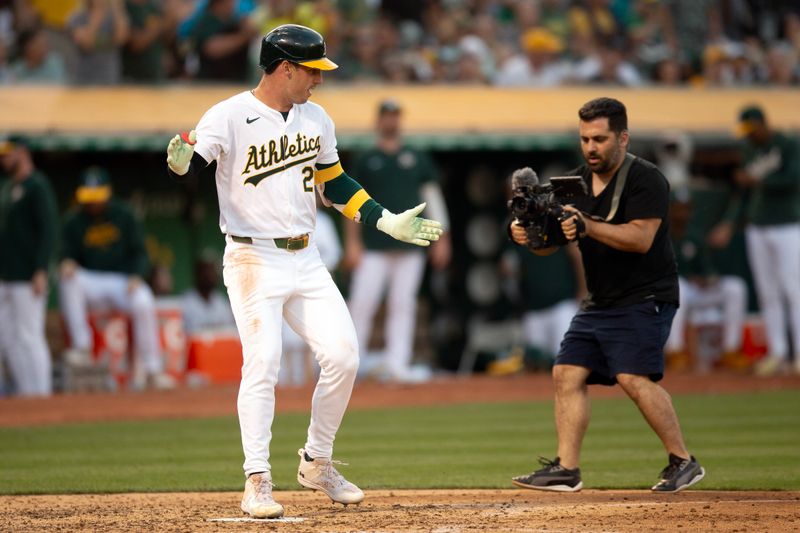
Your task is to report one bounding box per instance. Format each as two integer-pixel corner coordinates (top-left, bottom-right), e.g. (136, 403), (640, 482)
(1, 373), (799, 532)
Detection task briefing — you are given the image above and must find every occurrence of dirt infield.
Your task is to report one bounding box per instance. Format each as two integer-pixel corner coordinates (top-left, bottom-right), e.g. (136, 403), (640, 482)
(2, 372), (799, 532)
(3, 489), (799, 532)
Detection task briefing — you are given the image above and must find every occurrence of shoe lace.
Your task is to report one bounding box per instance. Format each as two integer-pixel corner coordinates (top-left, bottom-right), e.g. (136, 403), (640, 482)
(252, 475), (276, 497)
(658, 458), (684, 480)
(320, 459), (349, 488)
(536, 456), (561, 472)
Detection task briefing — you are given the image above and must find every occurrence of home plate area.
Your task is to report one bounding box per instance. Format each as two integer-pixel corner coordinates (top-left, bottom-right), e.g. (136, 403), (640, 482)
(2, 488), (798, 532)
(208, 516), (307, 523)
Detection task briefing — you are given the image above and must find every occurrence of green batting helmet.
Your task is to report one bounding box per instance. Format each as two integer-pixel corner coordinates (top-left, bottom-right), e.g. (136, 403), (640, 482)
(259, 24), (338, 72)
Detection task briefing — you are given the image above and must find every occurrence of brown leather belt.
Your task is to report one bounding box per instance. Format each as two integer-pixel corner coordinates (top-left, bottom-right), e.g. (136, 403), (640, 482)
(230, 234), (309, 251)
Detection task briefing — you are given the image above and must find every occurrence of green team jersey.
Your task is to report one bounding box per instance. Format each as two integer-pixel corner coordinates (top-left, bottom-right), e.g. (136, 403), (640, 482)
(122, 0), (165, 82)
(353, 146), (438, 251)
(513, 245), (577, 311)
(742, 132), (800, 226)
(61, 199), (149, 277)
(0, 171), (58, 281)
(671, 231), (714, 280)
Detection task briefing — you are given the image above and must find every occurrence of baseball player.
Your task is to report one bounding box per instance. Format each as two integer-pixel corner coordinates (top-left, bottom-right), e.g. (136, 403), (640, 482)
(665, 191), (747, 368)
(59, 168), (174, 390)
(165, 24), (442, 519)
(344, 99), (451, 384)
(0, 135), (58, 397)
(709, 105), (800, 376)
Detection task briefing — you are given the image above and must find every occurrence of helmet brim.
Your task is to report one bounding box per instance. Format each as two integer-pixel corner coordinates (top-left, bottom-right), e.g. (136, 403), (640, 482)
(297, 57), (338, 70)
(76, 185), (112, 204)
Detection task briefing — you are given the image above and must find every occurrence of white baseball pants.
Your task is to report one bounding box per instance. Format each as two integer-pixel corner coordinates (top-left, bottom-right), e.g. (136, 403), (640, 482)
(666, 276), (747, 354)
(59, 269), (163, 373)
(348, 250), (426, 379)
(223, 234), (359, 476)
(279, 320), (319, 386)
(745, 223), (800, 360)
(522, 299), (579, 358)
(0, 281), (52, 396)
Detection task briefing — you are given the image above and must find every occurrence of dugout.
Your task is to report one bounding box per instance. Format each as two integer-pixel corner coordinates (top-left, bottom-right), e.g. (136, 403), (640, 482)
(1, 86), (797, 371)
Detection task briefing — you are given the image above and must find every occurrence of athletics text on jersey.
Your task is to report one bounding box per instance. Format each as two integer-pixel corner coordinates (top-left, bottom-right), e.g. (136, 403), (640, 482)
(193, 91), (338, 239)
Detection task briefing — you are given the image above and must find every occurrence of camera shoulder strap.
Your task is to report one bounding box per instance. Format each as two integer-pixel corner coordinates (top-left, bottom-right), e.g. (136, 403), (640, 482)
(604, 152), (636, 222)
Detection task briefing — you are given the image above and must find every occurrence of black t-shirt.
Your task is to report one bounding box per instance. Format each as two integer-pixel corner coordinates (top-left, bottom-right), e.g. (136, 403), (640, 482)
(570, 156), (679, 309)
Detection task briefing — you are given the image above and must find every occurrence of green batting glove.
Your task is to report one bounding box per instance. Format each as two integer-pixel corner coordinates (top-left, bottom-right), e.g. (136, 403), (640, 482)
(166, 130), (196, 175)
(376, 202), (444, 247)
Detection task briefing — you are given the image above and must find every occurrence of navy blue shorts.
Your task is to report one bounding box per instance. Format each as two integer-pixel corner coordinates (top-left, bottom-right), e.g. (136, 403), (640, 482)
(555, 300), (677, 386)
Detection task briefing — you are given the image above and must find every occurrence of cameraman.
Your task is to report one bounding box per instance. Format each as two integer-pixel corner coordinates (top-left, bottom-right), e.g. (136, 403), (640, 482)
(509, 97), (704, 493)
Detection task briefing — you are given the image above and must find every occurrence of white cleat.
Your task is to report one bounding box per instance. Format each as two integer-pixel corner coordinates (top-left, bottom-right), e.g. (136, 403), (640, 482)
(148, 372), (177, 390)
(297, 448), (364, 505)
(241, 472), (284, 519)
(63, 348), (93, 367)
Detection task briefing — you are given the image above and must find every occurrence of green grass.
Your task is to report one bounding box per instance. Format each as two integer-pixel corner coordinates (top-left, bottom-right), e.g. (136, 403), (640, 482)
(1, 390), (798, 494)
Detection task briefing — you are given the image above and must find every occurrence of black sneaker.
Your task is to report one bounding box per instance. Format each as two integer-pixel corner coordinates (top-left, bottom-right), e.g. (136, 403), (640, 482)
(651, 454), (705, 493)
(512, 457), (583, 492)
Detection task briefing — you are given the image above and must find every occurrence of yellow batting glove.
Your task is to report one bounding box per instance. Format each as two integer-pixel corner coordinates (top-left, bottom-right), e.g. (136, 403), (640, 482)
(166, 130), (196, 175)
(376, 202), (444, 247)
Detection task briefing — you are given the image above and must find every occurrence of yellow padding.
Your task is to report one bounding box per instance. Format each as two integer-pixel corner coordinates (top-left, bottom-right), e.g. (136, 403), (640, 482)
(314, 162), (343, 184)
(343, 189), (371, 220)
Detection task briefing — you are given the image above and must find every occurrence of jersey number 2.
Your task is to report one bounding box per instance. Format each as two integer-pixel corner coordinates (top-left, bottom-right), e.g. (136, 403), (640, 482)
(302, 166), (314, 192)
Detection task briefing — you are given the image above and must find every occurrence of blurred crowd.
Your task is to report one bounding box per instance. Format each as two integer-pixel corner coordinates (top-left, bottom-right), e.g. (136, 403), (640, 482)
(0, 0), (798, 86)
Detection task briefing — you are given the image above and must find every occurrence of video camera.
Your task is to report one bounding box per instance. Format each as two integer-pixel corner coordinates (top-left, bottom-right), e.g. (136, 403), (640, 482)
(508, 167), (588, 250)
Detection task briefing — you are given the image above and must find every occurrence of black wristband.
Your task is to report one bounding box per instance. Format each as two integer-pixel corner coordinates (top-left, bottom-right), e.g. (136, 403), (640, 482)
(167, 152), (209, 182)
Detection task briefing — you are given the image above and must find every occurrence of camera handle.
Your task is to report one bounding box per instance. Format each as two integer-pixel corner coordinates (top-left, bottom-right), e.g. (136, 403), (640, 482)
(558, 209), (587, 239)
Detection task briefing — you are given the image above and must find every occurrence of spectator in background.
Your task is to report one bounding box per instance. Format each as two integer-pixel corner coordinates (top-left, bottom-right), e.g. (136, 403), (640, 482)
(538, 0), (570, 42)
(122, 0), (166, 82)
(9, 26), (67, 84)
(762, 42), (798, 86)
(345, 99), (451, 384)
(0, 135), (58, 397)
(0, 38), (9, 84)
(189, 0), (257, 82)
(494, 27), (571, 86)
(628, 0), (678, 77)
(181, 252), (235, 334)
(573, 37), (645, 87)
(59, 167), (175, 389)
(336, 23), (383, 82)
(709, 106), (800, 376)
(665, 190), (747, 371)
(453, 49), (490, 84)
(25, 0), (83, 81)
(652, 56), (684, 85)
(667, 0), (720, 74)
(568, 0), (618, 46)
(68, 0), (130, 85)
(700, 41), (757, 87)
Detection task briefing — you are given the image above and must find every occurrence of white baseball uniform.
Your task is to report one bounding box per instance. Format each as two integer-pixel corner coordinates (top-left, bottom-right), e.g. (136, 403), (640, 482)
(0, 282), (51, 396)
(60, 269), (164, 376)
(279, 210), (341, 386)
(193, 91), (359, 476)
(666, 275), (747, 355)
